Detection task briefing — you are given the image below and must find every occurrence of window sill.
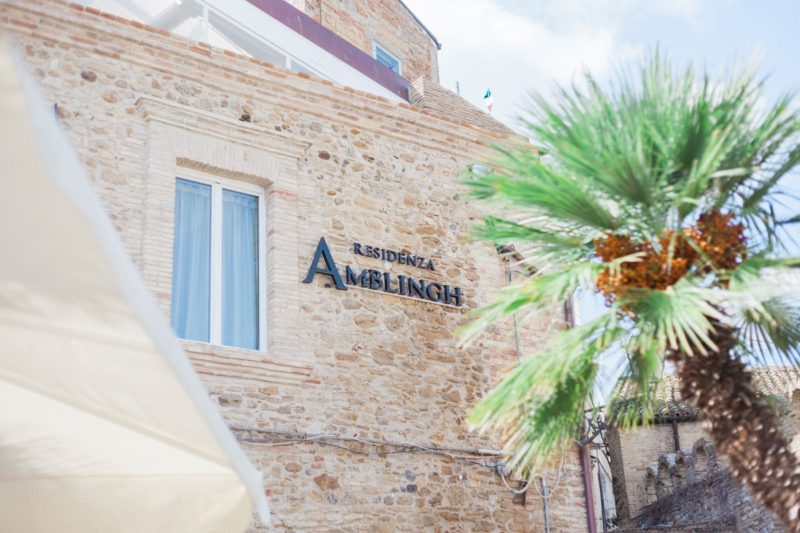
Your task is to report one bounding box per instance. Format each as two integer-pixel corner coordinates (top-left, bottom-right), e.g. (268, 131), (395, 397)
(181, 340), (314, 386)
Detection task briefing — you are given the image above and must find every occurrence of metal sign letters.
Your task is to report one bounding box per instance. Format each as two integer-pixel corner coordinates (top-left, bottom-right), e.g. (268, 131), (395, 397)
(303, 237), (463, 307)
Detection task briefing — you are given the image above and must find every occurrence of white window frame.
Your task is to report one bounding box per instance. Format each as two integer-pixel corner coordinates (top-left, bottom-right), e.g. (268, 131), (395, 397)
(174, 168), (267, 351)
(371, 40), (402, 76)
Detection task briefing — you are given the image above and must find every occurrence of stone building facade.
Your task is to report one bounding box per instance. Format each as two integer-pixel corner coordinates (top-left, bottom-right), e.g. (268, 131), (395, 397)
(616, 438), (782, 532)
(286, 0), (440, 82)
(0, 0), (595, 530)
(609, 370), (800, 531)
(608, 420), (707, 521)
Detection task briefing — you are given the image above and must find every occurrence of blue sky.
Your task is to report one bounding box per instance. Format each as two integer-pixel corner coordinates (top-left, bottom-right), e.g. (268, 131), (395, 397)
(405, 0), (800, 125)
(404, 0), (800, 397)
(404, 0), (799, 257)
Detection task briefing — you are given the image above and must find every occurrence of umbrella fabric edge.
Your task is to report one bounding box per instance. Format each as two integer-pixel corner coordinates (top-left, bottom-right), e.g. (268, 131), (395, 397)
(3, 39), (272, 528)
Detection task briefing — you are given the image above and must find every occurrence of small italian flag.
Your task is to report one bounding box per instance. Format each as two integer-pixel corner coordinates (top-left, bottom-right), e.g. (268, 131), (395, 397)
(484, 88), (494, 113)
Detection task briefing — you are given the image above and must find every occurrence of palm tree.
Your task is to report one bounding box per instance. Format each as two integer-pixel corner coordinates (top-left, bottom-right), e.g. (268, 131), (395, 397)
(463, 55), (800, 529)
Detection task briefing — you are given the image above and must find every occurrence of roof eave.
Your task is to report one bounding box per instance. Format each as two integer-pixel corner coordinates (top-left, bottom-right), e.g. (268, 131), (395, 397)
(396, 0), (442, 50)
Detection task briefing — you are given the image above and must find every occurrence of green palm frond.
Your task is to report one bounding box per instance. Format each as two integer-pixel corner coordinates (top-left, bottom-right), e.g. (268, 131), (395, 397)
(714, 261), (800, 365)
(605, 326), (665, 430)
(468, 313), (622, 472)
(513, 54), (800, 238)
(740, 298), (800, 366)
(465, 150), (620, 232)
(740, 143), (800, 215)
(740, 204), (782, 252)
(459, 252), (644, 346)
(726, 254), (800, 286)
(627, 281), (727, 355)
(476, 216), (590, 247)
(458, 261), (603, 346)
(474, 215), (594, 268)
(463, 51), (800, 476)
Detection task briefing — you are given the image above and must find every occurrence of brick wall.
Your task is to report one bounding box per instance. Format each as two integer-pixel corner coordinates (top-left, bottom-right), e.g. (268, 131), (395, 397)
(612, 394), (800, 523)
(287, 0), (439, 83)
(622, 464), (781, 531)
(409, 77), (515, 136)
(611, 421), (708, 519)
(0, 1), (590, 530)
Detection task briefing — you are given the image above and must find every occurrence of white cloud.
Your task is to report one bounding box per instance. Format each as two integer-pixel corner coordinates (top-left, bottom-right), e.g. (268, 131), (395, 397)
(529, 0), (704, 24)
(403, 0), (702, 129)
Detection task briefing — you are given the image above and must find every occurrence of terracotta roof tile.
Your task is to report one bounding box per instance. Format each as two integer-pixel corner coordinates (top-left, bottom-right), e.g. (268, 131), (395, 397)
(613, 366), (800, 422)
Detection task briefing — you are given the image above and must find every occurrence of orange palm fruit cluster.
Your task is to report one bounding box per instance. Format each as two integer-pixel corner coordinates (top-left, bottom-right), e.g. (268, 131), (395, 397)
(688, 210), (748, 270)
(594, 210), (747, 303)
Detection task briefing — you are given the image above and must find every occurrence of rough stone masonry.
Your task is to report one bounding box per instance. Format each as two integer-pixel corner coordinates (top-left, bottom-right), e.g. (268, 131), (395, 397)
(0, 1), (592, 530)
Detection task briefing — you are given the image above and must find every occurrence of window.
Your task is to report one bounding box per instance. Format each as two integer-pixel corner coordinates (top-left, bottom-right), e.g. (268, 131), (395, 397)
(373, 42), (401, 75)
(170, 172), (265, 350)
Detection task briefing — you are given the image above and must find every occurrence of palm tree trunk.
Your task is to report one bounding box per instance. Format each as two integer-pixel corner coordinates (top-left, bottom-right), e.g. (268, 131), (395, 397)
(669, 320), (800, 531)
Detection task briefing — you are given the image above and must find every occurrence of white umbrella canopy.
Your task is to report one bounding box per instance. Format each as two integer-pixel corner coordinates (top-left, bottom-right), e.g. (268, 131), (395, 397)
(0, 41), (270, 532)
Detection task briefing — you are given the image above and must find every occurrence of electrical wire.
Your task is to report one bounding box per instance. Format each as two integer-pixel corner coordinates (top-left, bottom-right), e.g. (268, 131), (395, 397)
(496, 441), (570, 499)
(529, 443), (569, 499)
(231, 251), (571, 499)
(498, 469), (532, 494)
(233, 427), (509, 466)
(231, 426), (572, 495)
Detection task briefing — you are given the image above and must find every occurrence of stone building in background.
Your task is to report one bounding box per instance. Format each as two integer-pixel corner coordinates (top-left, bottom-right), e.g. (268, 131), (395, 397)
(0, 0), (602, 530)
(285, 0), (441, 82)
(610, 369), (800, 532)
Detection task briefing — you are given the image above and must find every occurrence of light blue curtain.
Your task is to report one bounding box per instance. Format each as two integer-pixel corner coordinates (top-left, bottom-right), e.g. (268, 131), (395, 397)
(222, 189), (259, 349)
(171, 178), (211, 342)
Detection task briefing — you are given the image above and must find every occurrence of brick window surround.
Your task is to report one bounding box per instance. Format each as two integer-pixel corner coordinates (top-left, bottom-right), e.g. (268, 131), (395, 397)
(136, 95), (314, 382)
